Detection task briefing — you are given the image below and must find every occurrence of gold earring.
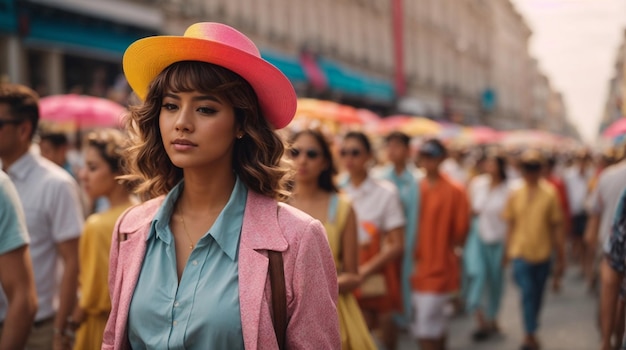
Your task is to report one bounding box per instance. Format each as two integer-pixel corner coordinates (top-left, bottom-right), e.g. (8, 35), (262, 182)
(237, 134), (244, 139)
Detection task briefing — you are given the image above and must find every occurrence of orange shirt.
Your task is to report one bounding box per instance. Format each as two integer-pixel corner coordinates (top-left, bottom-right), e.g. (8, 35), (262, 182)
(411, 175), (470, 293)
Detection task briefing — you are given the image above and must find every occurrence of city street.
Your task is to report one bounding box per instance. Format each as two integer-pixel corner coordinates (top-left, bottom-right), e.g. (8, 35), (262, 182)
(397, 268), (599, 350)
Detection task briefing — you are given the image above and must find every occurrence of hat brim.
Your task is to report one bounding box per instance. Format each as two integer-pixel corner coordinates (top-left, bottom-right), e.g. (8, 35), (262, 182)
(123, 36), (296, 129)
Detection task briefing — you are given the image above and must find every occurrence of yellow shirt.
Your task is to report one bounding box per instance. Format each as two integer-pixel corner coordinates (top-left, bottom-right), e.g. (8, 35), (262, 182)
(503, 180), (563, 262)
(78, 203), (132, 314)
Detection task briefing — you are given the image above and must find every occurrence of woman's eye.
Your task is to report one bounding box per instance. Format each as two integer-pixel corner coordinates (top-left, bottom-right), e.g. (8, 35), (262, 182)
(197, 107), (217, 115)
(162, 103), (178, 111)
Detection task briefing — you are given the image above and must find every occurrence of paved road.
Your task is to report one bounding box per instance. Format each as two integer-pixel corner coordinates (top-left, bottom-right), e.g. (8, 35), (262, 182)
(396, 268), (600, 350)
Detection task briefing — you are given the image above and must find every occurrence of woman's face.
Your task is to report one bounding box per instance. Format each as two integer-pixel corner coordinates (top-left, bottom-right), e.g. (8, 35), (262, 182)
(340, 137), (370, 174)
(78, 146), (118, 200)
(290, 134), (328, 185)
(159, 90), (239, 171)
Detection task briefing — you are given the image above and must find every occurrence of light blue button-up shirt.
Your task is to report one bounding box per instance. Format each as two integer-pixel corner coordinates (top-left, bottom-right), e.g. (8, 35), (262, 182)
(128, 177), (247, 349)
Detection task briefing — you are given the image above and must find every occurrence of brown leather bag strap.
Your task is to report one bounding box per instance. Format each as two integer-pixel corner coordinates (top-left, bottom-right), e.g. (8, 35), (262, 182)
(268, 250), (287, 350)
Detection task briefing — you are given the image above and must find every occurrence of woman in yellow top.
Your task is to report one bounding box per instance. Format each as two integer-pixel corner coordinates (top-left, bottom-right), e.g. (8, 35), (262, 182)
(287, 129), (376, 350)
(69, 129), (136, 349)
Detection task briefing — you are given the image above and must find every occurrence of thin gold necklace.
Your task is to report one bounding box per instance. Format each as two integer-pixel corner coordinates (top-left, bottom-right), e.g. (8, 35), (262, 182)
(177, 202), (195, 250)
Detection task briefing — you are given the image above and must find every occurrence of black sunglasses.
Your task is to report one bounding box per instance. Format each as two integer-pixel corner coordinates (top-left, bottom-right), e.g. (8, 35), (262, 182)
(340, 148), (362, 157)
(0, 119), (22, 129)
(289, 148), (321, 159)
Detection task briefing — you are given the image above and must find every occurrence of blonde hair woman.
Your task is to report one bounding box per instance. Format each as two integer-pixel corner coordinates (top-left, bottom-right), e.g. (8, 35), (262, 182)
(69, 129), (136, 349)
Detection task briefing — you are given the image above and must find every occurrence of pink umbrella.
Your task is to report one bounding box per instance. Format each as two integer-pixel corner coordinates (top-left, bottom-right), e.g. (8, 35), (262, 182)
(39, 94), (127, 129)
(469, 126), (501, 144)
(376, 115), (413, 134)
(603, 118), (626, 138)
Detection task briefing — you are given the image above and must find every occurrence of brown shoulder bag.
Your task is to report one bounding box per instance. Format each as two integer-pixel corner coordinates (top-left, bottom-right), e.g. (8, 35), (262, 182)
(268, 250), (287, 350)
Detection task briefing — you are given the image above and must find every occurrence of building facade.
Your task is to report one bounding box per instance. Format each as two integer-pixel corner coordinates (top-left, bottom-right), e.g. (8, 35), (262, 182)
(0, 0), (162, 103)
(0, 0), (571, 133)
(600, 29), (625, 136)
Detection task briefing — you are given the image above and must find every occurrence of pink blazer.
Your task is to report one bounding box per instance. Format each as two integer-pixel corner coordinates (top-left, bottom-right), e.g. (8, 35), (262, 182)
(102, 190), (340, 349)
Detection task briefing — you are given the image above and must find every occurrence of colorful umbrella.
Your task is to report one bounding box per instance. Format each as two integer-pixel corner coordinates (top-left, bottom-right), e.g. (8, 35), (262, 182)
(295, 98), (364, 124)
(437, 122), (464, 141)
(398, 117), (442, 137)
(375, 115), (413, 134)
(39, 94), (127, 130)
(603, 117), (626, 138)
(499, 129), (558, 148)
(467, 126), (501, 144)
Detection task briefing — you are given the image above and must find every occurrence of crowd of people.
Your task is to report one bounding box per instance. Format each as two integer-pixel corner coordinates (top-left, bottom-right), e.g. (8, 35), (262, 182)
(1, 21), (626, 350)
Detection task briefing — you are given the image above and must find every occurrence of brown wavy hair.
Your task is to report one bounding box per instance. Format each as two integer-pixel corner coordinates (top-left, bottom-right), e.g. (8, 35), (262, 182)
(122, 61), (289, 200)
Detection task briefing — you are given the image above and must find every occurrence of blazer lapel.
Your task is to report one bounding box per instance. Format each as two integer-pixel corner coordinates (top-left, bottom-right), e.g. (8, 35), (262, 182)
(113, 197), (163, 349)
(238, 191), (288, 349)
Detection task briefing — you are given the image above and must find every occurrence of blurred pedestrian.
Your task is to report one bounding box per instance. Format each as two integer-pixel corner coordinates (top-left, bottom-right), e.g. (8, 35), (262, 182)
(544, 155), (571, 292)
(68, 129), (136, 349)
(0, 84), (84, 350)
(599, 187), (626, 350)
(588, 145), (626, 350)
(411, 139), (470, 350)
(339, 131), (405, 350)
(375, 131), (421, 329)
(288, 129), (376, 350)
(0, 171), (37, 350)
(503, 150), (565, 350)
(441, 142), (470, 186)
(38, 129), (74, 177)
(102, 22), (340, 349)
(563, 150), (593, 271)
(465, 153), (511, 341)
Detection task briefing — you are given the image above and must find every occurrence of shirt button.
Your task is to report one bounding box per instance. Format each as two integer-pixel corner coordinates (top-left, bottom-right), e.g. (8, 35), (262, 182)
(174, 302), (180, 307)
(173, 321), (177, 326)
(192, 260), (198, 266)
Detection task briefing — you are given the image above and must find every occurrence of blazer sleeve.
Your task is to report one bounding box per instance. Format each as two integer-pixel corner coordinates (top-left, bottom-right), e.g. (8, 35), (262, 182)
(102, 209), (127, 349)
(286, 219), (341, 349)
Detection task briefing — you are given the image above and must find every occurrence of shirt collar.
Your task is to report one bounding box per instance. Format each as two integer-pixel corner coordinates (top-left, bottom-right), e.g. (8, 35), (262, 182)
(388, 165), (413, 182)
(346, 175), (376, 193)
(6, 151), (36, 182)
(205, 177), (247, 261)
(149, 177), (247, 261)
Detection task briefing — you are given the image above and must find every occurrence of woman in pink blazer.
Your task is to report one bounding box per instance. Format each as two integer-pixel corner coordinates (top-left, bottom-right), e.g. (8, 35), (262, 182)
(102, 22), (340, 349)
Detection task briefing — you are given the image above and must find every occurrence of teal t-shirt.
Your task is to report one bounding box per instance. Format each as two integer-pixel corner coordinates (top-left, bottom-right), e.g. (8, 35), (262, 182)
(128, 178), (247, 349)
(0, 171), (30, 321)
(0, 172), (29, 255)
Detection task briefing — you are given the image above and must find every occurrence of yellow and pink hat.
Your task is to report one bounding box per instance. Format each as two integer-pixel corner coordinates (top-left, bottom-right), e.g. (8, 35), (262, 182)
(123, 22), (297, 129)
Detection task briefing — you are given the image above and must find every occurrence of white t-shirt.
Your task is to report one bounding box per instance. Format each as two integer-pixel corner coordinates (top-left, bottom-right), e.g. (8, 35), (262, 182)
(441, 158), (469, 185)
(342, 177), (406, 244)
(564, 166), (593, 215)
(4, 151), (83, 321)
(469, 174), (511, 243)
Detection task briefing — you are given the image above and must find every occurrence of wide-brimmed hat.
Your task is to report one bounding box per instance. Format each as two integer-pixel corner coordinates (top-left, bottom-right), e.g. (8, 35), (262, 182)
(123, 22), (296, 129)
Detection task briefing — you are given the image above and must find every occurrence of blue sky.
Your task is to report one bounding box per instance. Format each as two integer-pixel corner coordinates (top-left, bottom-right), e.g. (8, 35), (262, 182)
(510, 0), (626, 143)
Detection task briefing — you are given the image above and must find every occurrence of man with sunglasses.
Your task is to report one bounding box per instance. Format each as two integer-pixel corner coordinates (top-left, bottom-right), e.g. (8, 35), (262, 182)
(503, 149), (565, 350)
(0, 84), (83, 349)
